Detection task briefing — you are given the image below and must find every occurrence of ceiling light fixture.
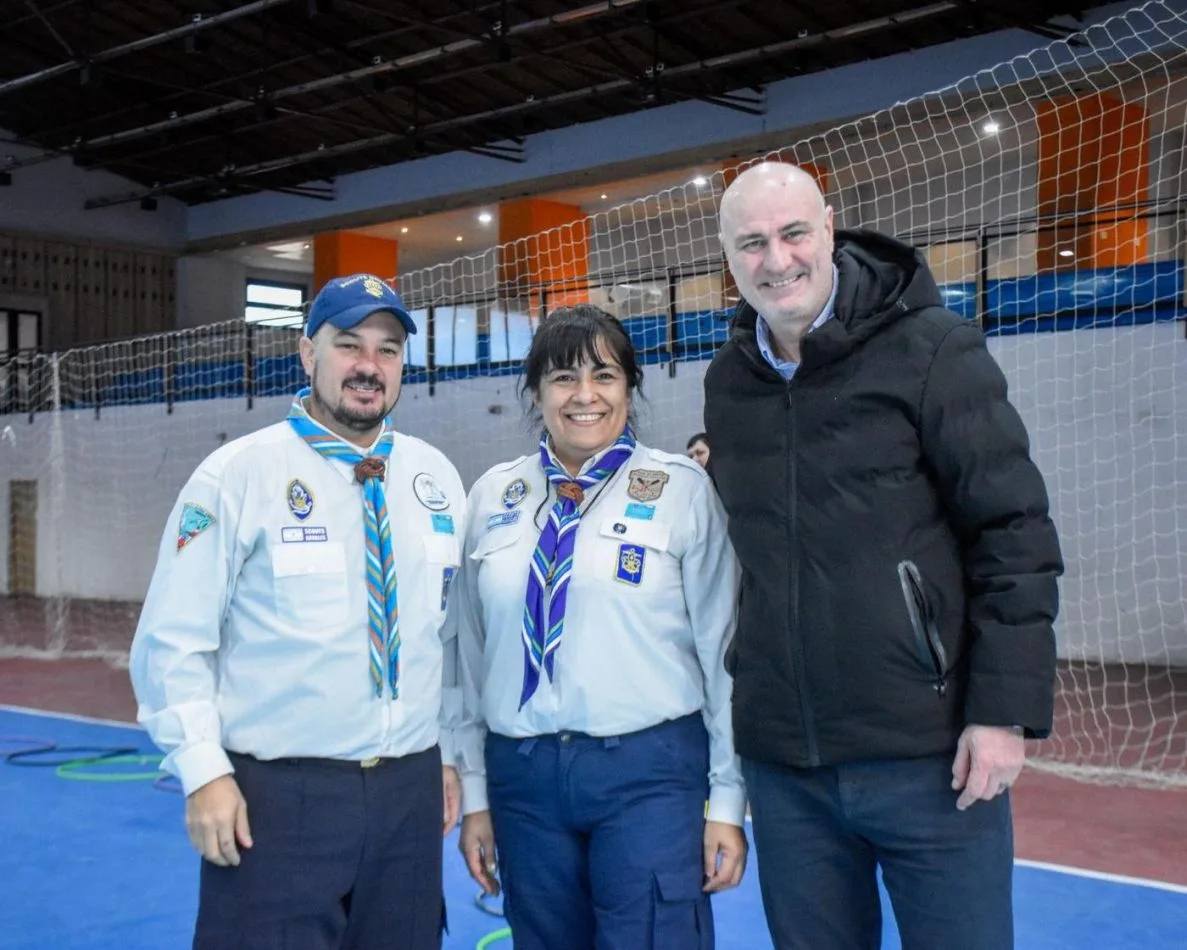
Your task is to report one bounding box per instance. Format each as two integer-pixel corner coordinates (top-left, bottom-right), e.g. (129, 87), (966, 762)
(981, 119), (1001, 135)
(400, 226), (409, 234)
(477, 211), (493, 224)
(600, 193), (608, 200)
(693, 176), (708, 186)
(456, 235), (463, 242)
(1058, 248), (1074, 258)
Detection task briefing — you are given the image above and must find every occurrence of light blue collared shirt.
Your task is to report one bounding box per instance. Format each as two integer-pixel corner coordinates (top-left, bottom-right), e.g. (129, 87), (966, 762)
(755, 264), (839, 380)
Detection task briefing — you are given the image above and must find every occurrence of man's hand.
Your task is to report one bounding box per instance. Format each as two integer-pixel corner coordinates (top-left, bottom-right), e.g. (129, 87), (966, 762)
(185, 774), (253, 866)
(702, 820), (748, 893)
(459, 810), (499, 896)
(442, 766), (462, 835)
(951, 724), (1026, 811)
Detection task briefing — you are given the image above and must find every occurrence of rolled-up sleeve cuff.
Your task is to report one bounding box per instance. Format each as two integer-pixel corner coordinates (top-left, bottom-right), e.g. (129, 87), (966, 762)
(706, 784), (747, 827)
(460, 772), (490, 815)
(167, 742), (234, 797)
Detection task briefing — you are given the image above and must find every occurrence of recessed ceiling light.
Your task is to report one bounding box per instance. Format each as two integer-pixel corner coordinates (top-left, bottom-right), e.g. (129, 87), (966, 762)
(456, 235), (463, 242)
(400, 226), (409, 234)
(477, 211), (493, 224)
(693, 176), (708, 186)
(981, 119), (1001, 135)
(600, 193), (608, 200)
(1058, 248), (1074, 258)
(302, 243), (310, 250)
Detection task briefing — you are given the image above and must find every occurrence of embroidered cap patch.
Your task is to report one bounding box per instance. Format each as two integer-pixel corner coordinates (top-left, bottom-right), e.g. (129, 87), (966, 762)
(615, 543), (646, 585)
(177, 502), (215, 553)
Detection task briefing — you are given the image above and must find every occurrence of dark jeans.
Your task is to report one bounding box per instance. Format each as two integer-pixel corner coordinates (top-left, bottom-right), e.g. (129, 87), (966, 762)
(486, 714), (714, 950)
(193, 747), (445, 950)
(742, 753), (1014, 950)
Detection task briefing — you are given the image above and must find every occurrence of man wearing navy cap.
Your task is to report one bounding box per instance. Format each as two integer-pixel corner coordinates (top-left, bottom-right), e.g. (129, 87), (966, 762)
(132, 274), (467, 949)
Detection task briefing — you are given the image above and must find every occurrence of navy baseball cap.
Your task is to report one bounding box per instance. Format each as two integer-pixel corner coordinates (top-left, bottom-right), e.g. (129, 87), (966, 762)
(304, 273), (417, 339)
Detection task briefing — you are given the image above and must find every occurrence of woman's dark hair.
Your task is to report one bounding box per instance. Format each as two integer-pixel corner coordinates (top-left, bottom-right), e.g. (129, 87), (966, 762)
(518, 304), (644, 402)
(686, 432), (709, 450)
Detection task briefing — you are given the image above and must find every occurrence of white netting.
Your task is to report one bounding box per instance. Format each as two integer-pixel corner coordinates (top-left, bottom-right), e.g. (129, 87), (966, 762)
(1, 0), (1184, 784)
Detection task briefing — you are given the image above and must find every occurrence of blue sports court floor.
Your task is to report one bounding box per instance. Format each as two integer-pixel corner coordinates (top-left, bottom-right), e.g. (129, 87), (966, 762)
(2, 706), (1184, 950)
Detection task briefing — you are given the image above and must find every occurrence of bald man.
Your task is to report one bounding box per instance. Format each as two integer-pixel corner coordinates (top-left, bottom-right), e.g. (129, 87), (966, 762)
(704, 162), (1063, 950)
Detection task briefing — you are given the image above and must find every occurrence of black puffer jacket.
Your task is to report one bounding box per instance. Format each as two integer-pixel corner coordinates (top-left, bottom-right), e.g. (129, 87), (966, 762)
(705, 229), (1063, 769)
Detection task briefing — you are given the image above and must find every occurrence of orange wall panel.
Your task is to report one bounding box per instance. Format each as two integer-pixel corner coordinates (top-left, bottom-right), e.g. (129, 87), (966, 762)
(313, 232), (399, 294)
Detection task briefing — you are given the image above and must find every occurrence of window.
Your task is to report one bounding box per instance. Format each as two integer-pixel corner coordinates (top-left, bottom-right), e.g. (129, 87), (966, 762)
(245, 279), (306, 329)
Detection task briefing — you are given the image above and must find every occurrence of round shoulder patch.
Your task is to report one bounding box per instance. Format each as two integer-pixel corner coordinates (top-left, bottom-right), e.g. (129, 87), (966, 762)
(413, 472), (450, 510)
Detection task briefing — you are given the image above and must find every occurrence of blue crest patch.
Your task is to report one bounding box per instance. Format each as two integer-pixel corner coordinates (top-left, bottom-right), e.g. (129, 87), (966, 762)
(615, 543), (646, 585)
(431, 513), (455, 535)
(177, 502), (215, 553)
(625, 502), (655, 521)
(501, 478), (530, 510)
(441, 566), (457, 610)
(287, 479), (314, 521)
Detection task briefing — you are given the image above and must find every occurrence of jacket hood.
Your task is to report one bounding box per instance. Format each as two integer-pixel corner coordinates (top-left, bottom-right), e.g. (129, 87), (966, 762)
(729, 228), (944, 368)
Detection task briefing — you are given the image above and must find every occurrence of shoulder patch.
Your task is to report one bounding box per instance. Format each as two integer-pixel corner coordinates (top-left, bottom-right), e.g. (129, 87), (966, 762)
(177, 502), (216, 552)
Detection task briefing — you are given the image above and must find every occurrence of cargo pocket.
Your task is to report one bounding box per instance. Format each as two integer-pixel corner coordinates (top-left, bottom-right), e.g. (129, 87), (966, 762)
(651, 867), (709, 950)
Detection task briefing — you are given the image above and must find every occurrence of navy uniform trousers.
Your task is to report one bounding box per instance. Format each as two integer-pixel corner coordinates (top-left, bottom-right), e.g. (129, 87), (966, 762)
(486, 713), (714, 950)
(193, 745), (445, 950)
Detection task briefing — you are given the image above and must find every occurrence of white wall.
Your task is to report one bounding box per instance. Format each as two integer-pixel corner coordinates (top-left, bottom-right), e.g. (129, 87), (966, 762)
(0, 132), (187, 250)
(1, 324), (1185, 666)
(177, 254), (311, 328)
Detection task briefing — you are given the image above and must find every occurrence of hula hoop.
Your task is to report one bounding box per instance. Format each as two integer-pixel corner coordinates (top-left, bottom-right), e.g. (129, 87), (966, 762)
(6, 744), (137, 767)
(55, 753), (165, 782)
(475, 928), (512, 949)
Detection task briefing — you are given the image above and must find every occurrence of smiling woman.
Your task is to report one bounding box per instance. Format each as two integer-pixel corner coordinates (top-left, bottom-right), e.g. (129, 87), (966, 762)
(518, 305), (642, 474)
(450, 304), (749, 950)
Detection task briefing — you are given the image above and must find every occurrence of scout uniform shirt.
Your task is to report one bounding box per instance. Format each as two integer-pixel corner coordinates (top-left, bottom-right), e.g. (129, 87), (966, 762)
(130, 420), (466, 796)
(453, 441), (745, 825)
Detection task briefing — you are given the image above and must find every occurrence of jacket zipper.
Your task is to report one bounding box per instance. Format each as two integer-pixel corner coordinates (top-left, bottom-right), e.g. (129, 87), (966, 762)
(787, 380), (821, 764)
(896, 560), (948, 697)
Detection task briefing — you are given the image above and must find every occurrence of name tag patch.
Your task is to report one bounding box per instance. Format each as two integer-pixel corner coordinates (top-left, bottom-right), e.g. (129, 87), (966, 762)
(431, 513), (455, 535)
(486, 510), (521, 531)
(624, 503), (655, 521)
(441, 566), (457, 609)
(281, 526), (328, 543)
(615, 543), (646, 585)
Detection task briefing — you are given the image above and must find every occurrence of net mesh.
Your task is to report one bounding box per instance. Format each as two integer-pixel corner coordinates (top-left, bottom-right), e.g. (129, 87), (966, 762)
(1, 0), (1184, 785)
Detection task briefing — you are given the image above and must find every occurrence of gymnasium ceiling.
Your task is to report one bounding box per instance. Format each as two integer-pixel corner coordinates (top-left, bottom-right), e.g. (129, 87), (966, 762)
(0, 0), (1090, 211)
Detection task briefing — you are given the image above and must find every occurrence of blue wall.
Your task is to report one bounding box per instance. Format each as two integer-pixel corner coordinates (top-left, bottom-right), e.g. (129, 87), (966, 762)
(82, 261), (1185, 408)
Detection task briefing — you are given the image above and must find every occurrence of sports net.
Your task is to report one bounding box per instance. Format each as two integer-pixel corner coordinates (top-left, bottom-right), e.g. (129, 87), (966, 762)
(1, 0), (1185, 785)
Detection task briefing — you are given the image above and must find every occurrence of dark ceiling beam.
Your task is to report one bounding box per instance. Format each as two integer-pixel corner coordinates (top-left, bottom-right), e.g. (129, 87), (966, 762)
(23, 0), (76, 58)
(0, 0), (297, 98)
(84, 1), (966, 210)
(1, 0), (82, 31)
(34, 0), (647, 160)
(18, 0), (512, 145)
(13, 0), (740, 177)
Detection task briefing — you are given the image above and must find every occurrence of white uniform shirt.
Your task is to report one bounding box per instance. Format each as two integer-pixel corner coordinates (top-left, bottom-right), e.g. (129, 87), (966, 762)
(130, 420), (466, 796)
(453, 442), (745, 825)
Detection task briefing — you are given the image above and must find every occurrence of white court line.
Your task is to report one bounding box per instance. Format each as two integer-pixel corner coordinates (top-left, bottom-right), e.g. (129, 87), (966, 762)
(1014, 859), (1187, 895)
(0, 703), (141, 730)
